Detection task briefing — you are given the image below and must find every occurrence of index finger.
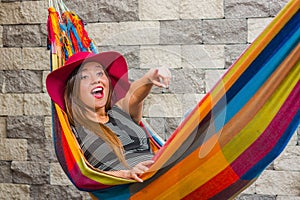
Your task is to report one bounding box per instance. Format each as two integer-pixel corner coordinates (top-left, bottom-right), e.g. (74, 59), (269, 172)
(140, 160), (155, 167)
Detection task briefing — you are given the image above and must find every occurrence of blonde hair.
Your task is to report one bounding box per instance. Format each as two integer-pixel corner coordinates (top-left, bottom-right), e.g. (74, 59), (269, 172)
(64, 64), (129, 169)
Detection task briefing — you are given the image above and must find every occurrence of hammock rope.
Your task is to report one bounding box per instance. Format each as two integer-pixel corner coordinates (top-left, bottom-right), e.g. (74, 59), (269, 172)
(46, 0), (300, 199)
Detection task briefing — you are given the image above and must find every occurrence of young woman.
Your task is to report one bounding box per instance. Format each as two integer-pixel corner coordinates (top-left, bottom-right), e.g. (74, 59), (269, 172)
(46, 51), (171, 182)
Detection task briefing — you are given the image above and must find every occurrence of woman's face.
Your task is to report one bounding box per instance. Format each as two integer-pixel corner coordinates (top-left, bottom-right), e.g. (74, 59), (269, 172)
(77, 61), (110, 112)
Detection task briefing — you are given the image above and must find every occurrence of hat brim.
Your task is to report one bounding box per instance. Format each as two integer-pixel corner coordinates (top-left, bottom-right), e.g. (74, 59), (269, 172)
(46, 51), (130, 111)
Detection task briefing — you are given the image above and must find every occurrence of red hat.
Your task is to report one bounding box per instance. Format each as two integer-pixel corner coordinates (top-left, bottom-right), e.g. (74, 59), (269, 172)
(46, 51), (130, 111)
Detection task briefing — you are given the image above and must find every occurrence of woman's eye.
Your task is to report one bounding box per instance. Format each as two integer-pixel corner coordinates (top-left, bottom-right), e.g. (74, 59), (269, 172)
(80, 75), (88, 80)
(96, 71), (104, 76)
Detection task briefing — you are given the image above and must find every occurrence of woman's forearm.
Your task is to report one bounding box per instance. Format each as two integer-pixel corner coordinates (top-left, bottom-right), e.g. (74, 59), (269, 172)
(104, 160), (154, 182)
(128, 73), (154, 106)
(116, 68), (171, 122)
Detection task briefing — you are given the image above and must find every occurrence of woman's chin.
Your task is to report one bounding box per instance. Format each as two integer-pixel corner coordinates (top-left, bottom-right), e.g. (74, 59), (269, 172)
(94, 103), (107, 111)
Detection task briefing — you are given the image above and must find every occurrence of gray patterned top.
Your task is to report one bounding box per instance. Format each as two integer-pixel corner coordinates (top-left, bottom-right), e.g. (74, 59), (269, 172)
(72, 106), (153, 171)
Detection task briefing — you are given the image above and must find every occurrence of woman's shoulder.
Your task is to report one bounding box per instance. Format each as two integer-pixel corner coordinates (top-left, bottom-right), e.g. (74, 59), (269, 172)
(108, 105), (131, 119)
(107, 105), (141, 127)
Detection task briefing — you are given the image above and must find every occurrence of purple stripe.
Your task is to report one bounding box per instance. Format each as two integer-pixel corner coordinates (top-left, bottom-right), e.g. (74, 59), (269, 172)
(231, 80), (299, 176)
(69, 163), (112, 191)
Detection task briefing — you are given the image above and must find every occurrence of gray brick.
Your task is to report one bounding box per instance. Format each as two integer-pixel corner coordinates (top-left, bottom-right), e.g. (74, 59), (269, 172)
(1, 0), (30, 1)
(7, 116), (45, 139)
(0, 161), (12, 183)
(11, 161), (49, 184)
(0, 183), (30, 200)
(2, 70), (42, 93)
(64, 0), (99, 23)
(0, 94), (24, 116)
(0, 71), (4, 93)
(171, 68), (205, 94)
(270, 0), (289, 17)
(40, 23), (48, 47)
(0, 26), (3, 47)
(256, 170), (300, 196)
(130, 68), (205, 95)
(203, 19), (247, 44)
(0, 138), (27, 161)
(3, 25), (42, 47)
(225, 0), (269, 18)
(0, 117), (6, 138)
(128, 68), (147, 82)
(1, 0), (20, 2)
(143, 117), (187, 141)
(140, 45), (181, 69)
(274, 146), (300, 171)
(224, 44), (248, 68)
(24, 93), (51, 116)
(235, 194), (276, 200)
(0, 48), (22, 70)
(100, 45), (140, 69)
(65, 0), (139, 23)
(50, 163), (72, 185)
(139, 0), (180, 20)
(165, 117), (182, 139)
(27, 139), (57, 162)
(160, 20), (202, 44)
(297, 126), (300, 145)
(30, 185), (89, 200)
(99, 0), (138, 22)
(143, 117), (167, 140)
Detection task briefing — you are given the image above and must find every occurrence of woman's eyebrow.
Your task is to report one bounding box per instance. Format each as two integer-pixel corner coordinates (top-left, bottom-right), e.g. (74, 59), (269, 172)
(78, 68), (87, 73)
(95, 64), (104, 69)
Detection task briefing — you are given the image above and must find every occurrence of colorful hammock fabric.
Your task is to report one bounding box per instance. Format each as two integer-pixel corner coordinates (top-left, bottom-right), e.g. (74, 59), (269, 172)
(47, 0), (300, 199)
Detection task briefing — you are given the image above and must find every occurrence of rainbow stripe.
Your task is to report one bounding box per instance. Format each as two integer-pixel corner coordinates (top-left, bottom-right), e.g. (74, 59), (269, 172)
(48, 0), (300, 199)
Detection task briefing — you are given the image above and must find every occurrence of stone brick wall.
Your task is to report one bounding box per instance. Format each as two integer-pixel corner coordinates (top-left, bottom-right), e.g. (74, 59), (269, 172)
(0, 0), (299, 199)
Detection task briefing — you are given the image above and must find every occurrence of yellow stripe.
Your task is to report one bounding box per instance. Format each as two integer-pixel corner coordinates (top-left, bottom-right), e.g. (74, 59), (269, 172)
(51, 54), (59, 71)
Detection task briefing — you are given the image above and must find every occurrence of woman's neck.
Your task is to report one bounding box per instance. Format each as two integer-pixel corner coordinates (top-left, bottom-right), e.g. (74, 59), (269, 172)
(85, 107), (109, 124)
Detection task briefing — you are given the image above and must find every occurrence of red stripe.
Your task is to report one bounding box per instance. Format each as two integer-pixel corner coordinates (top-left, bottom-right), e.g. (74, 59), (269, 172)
(182, 166), (239, 200)
(61, 128), (76, 172)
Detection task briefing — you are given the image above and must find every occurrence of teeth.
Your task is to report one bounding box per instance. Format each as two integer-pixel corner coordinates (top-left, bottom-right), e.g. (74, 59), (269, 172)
(92, 87), (103, 93)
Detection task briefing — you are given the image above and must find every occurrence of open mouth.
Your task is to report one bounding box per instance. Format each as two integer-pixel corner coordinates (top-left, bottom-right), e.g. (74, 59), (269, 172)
(91, 86), (104, 99)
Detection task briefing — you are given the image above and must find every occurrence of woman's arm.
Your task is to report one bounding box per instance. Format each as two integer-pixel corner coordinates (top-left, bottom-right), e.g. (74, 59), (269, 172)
(116, 67), (171, 123)
(104, 160), (154, 182)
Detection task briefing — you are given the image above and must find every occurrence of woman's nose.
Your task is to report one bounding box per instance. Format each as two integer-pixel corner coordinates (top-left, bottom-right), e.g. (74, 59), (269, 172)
(91, 75), (101, 84)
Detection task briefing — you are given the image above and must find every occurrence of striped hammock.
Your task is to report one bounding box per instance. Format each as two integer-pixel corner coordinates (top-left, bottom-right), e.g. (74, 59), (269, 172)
(46, 0), (300, 199)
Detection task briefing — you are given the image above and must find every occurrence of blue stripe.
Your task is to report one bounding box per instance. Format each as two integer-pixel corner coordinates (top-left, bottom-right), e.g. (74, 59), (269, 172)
(91, 185), (130, 200)
(145, 125), (165, 147)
